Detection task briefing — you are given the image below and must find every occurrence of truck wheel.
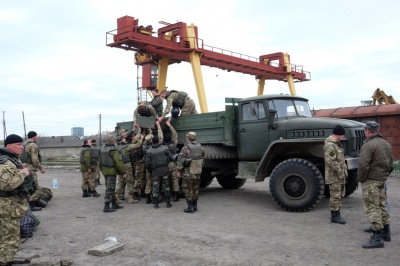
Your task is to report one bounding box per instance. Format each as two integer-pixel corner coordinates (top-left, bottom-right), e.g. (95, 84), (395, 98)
(323, 169), (359, 198)
(269, 158), (324, 212)
(200, 171), (214, 188)
(217, 174), (246, 189)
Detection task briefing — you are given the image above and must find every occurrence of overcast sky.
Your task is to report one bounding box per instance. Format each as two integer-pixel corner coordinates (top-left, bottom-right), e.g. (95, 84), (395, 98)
(1, 0), (399, 138)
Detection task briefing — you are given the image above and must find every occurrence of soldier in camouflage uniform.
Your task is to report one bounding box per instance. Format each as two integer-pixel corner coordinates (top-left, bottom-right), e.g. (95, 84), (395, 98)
(158, 90), (198, 123)
(145, 136), (174, 209)
(90, 139), (102, 186)
(323, 125), (347, 225)
(122, 131), (144, 204)
(150, 89), (164, 117)
(115, 130), (129, 200)
(100, 135), (126, 212)
(80, 139), (100, 198)
(0, 134), (33, 266)
(20, 131), (45, 211)
(177, 131), (205, 213)
(157, 118), (180, 201)
(358, 121), (393, 249)
(134, 101), (157, 120)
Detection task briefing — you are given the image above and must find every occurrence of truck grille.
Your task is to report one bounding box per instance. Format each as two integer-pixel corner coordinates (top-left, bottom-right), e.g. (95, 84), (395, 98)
(355, 129), (365, 151)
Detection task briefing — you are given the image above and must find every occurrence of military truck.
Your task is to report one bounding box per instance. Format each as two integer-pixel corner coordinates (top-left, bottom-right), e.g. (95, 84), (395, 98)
(117, 94), (365, 212)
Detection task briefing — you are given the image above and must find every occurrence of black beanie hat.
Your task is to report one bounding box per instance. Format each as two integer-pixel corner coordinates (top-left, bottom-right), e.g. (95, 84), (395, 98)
(332, 125), (345, 135)
(27, 131), (37, 138)
(4, 134), (24, 146)
(152, 136), (159, 144)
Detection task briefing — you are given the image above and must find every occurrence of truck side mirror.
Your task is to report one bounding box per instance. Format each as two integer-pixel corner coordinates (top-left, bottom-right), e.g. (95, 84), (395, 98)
(268, 109), (277, 129)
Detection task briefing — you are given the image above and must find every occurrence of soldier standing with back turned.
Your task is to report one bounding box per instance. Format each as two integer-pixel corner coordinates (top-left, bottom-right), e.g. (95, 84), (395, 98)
(176, 132), (204, 213)
(324, 125), (347, 225)
(80, 139), (100, 198)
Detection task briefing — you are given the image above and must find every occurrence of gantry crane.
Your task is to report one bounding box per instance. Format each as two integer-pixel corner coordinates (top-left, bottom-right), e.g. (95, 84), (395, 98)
(106, 16), (311, 113)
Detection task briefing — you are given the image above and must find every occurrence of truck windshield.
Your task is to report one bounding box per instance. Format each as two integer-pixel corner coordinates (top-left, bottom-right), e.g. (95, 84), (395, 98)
(268, 99), (312, 118)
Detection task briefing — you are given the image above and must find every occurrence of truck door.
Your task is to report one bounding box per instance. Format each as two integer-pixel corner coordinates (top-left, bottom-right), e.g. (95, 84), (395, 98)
(238, 101), (270, 160)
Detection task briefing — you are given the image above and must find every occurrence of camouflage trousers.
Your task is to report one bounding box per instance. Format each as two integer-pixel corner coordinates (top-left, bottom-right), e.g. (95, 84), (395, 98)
(28, 171), (40, 202)
(93, 164), (101, 181)
(152, 174), (170, 198)
(115, 175), (127, 196)
(361, 179), (390, 231)
(329, 183), (345, 211)
(133, 161), (145, 193)
(0, 218), (20, 265)
(81, 171), (96, 191)
(117, 162), (135, 196)
(181, 97), (198, 115)
(144, 170), (153, 195)
(182, 175), (200, 201)
(169, 161), (179, 192)
(104, 175), (117, 203)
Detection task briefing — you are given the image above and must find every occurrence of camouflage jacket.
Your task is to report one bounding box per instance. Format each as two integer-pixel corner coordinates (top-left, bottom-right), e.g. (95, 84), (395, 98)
(100, 148), (126, 176)
(162, 91), (187, 117)
(80, 146), (94, 173)
(323, 135), (347, 184)
(357, 133), (393, 183)
(177, 141), (204, 179)
(0, 149), (28, 219)
(22, 139), (43, 171)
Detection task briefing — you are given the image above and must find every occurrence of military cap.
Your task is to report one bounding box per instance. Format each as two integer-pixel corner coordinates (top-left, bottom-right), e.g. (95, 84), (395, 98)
(119, 129), (128, 136)
(364, 121), (380, 130)
(138, 100), (146, 107)
(106, 134), (115, 144)
(186, 131), (197, 140)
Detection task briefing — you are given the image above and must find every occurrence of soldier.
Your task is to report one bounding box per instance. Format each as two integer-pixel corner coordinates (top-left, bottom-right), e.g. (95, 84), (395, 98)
(80, 139), (100, 198)
(323, 125), (347, 225)
(157, 118), (180, 201)
(358, 121), (393, 249)
(176, 131), (205, 213)
(115, 130), (129, 201)
(149, 88), (164, 117)
(0, 134), (34, 266)
(91, 139), (102, 186)
(158, 89), (198, 123)
(134, 100), (157, 120)
(100, 135), (126, 212)
(145, 136), (174, 209)
(122, 130), (145, 204)
(20, 131), (46, 211)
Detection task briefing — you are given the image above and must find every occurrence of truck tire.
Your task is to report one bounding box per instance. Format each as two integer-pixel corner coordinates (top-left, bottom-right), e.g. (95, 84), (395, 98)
(269, 158), (324, 212)
(323, 169), (358, 198)
(216, 174), (246, 189)
(200, 171), (214, 188)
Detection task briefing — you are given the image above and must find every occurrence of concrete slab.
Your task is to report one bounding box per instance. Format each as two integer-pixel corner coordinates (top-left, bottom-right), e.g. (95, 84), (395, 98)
(88, 241), (125, 257)
(12, 251), (39, 264)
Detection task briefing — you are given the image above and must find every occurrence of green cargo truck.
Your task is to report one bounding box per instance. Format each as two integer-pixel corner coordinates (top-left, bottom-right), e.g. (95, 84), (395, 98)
(116, 94), (365, 212)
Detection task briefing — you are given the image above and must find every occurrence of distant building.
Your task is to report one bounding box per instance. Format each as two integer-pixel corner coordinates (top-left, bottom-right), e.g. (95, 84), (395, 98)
(71, 127), (84, 137)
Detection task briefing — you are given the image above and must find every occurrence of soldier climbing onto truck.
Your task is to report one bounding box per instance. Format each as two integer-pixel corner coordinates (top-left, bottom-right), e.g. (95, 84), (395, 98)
(157, 89), (198, 123)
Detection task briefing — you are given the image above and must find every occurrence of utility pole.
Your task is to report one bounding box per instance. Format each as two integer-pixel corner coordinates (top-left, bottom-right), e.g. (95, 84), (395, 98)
(22, 111), (27, 140)
(99, 114), (102, 145)
(2, 111), (7, 143)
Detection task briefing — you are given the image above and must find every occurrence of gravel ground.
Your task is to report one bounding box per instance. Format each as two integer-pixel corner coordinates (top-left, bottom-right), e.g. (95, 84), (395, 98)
(18, 167), (400, 266)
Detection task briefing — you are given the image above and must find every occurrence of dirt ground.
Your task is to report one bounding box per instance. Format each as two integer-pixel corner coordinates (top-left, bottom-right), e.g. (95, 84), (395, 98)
(18, 167), (400, 266)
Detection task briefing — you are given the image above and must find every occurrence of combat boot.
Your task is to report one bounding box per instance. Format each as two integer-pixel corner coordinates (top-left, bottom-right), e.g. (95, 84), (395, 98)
(133, 192), (140, 202)
(112, 199), (123, 210)
(92, 190), (100, 197)
(29, 201), (42, 211)
(154, 200), (159, 209)
(166, 196), (172, 208)
(331, 211), (346, 224)
(103, 202), (115, 213)
(362, 230), (384, 248)
(173, 192), (180, 202)
(115, 195), (122, 205)
(118, 194), (126, 201)
(364, 226), (374, 233)
(145, 194), (152, 204)
(82, 189), (92, 198)
(36, 198), (48, 208)
(382, 224), (391, 242)
(184, 200), (194, 213)
(193, 199), (197, 212)
(127, 195), (135, 204)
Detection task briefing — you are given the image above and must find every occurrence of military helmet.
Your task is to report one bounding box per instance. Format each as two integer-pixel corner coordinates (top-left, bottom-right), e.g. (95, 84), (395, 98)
(171, 106), (180, 118)
(106, 134), (115, 144)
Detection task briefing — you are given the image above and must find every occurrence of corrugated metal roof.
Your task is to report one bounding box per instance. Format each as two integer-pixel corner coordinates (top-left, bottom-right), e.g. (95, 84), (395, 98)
(314, 104), (400, 118)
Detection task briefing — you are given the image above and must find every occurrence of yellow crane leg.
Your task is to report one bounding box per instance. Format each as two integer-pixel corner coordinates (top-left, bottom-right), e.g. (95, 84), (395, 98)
(187, 24), (208, 113)
(257, 78), (265, 95)
(157, 57), (169, 91)
(283, 53), (296, 95)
